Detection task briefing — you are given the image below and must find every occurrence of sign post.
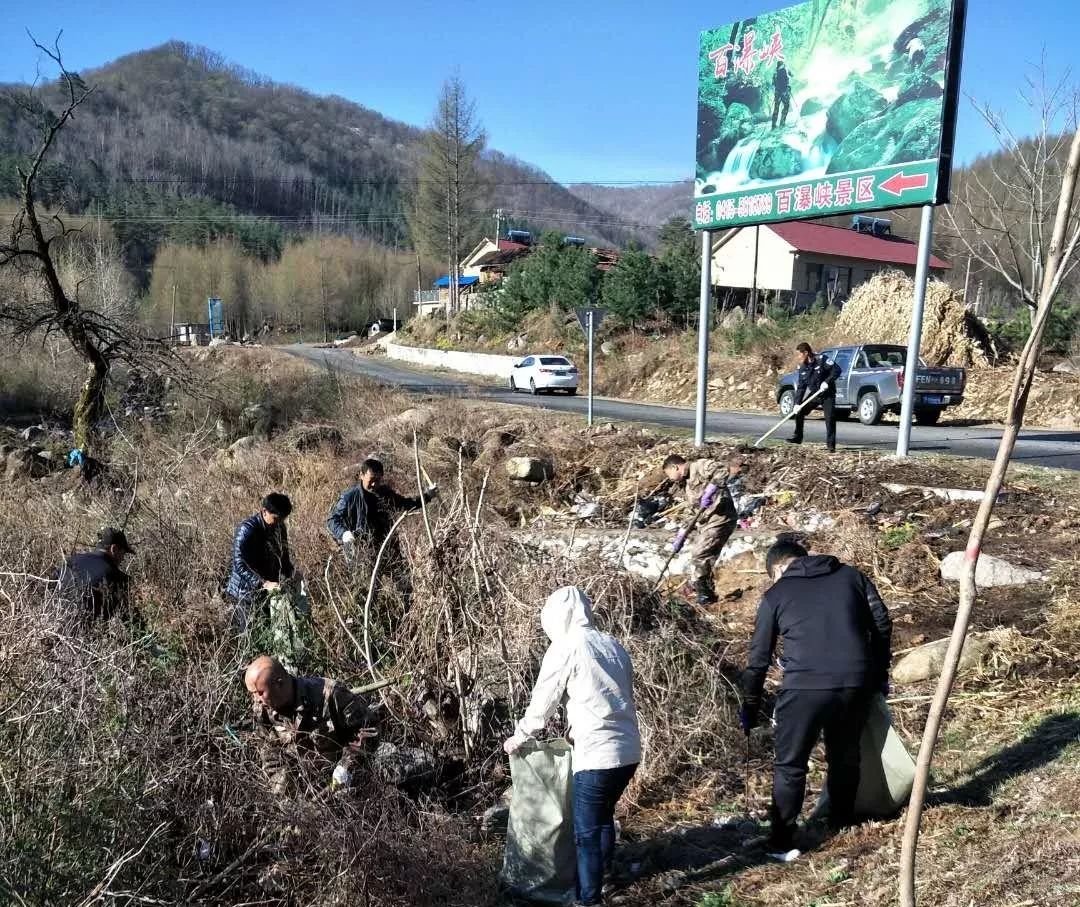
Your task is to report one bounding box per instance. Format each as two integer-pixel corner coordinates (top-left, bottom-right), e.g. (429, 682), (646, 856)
(896, 204), (936, 456)
(575, 307), (606, 427)
(694, 230), (712, 446)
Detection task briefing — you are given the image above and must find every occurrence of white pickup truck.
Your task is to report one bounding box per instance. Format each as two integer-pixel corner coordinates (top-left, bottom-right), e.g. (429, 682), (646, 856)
(776, 343), (967, 426)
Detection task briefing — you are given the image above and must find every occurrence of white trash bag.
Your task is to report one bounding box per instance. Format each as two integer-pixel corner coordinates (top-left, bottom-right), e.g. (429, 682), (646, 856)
(814, 693), (916, 819)
(499, 739), (577, 904)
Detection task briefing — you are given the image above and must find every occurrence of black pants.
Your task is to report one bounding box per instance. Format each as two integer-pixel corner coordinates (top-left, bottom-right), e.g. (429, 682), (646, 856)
(772, 92), (790, 128)
(793, 395), (836, 451)
(769, 687), (872, 848)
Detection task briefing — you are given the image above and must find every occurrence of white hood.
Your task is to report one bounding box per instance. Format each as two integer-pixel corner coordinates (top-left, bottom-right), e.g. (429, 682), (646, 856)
(514, 586), (641, 772)
(541, 586), (594, 643)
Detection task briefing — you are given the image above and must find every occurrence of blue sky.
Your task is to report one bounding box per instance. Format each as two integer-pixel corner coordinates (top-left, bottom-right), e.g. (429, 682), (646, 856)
(0, 0), (1076, 185)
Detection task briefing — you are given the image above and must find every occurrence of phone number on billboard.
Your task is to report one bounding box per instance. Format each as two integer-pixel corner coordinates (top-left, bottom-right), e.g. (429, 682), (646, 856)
(695, 175), (877, 226)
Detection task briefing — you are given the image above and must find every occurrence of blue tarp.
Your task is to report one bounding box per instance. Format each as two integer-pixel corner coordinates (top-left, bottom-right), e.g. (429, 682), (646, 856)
(433, 275), (480, 288)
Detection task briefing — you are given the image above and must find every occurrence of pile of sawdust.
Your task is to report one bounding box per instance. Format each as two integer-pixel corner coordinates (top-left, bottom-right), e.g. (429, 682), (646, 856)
(837, 271), (997, 367)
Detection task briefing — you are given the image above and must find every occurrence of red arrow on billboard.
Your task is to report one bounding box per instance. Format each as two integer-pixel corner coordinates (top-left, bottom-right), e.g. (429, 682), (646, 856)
(879, 171), (930, 197)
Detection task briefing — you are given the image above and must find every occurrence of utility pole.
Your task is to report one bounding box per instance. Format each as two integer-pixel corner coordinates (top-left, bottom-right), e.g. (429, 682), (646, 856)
(494, 208), (503, 243)
(694, 230), (713, 446)
(896, 205), (936, 457)
(170, 282), (177, 345)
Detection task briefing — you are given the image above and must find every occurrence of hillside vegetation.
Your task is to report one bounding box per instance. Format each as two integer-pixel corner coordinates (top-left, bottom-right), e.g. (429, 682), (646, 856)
(0, 42), (643, 281)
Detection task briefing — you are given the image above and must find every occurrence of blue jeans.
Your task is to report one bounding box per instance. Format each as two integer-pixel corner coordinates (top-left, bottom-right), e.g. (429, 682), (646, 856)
(573, 763), (637, 905)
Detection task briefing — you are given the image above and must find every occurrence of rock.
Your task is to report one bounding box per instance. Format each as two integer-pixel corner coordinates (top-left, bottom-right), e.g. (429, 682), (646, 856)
(600, 341), (615, 356)
(19, 425), (46, 442)
(722, 306), (745, 328)
(372, 742), (438, 785)
(896, 70), (943, 106)
(289, 425), (344, 452)
(749, 138), (806, 181)
(939, 551), (1045, 587)
(1052, 360), (1080, 375)
(4, 449), (31, 482)
(208, 337), (228, 347)
(507, 333), (529, 352)
(506, 456), (554, 483)
(892, 628), (1022, 683)
(800, 97), (825, 116)
(240, 402), (273, 437)
(826, 79), (888, 141)
(828, 99), (942, 174)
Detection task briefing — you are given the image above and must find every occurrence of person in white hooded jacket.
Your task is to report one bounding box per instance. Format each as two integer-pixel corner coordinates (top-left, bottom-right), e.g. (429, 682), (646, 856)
(503, 586), (641, 906)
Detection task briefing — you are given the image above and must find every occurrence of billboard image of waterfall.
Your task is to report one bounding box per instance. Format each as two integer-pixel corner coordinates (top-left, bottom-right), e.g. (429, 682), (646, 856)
(693, 0), (966, 230)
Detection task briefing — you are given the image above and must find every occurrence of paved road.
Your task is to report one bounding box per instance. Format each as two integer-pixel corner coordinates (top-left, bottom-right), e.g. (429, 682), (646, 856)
(285, 344), (1080, 471)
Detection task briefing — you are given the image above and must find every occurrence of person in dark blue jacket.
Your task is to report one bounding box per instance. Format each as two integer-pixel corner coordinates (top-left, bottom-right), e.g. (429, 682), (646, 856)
(327, 458), (436, 552)
(740, 539), (892, 853)
(226, 493), (295, 614)
(789, 342), (842, 452)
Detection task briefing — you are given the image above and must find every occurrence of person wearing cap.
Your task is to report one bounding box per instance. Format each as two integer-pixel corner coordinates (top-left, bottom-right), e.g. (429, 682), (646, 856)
(226, 493), (295, 620)
(503, 586), (641, 907)
(326, 457), (437, 553)
(662, 453), (739, 605)
(54, 527), (134, 621)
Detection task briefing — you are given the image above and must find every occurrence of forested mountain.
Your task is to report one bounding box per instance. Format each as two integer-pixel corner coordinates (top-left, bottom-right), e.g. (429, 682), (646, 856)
(0, 42), (643, 282)
(568, 181), (694, 229)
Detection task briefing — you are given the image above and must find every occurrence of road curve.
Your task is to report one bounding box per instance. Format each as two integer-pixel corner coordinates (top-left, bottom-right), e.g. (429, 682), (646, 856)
(283, 344), (1080, 472)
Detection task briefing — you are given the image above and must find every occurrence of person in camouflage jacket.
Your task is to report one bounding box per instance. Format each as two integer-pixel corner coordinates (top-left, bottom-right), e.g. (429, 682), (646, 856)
(662, 454), (738, 605)
(243, 655), (372, 794)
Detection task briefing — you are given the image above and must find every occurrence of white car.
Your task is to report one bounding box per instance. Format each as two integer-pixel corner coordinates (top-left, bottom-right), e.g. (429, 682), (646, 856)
(509, 354), (579, 395)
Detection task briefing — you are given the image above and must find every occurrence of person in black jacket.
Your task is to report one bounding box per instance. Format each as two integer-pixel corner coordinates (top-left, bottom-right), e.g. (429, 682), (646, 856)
(55, 527), (134, 621)
(771, 62), (792, 129)
(789, 341), (842, 452)
(740, 539), (892, 852)
(226, 493), (295, 616)
(327, 458), (436, 552)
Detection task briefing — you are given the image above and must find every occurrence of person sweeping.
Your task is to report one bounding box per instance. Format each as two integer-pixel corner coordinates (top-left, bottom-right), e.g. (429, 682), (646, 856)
(503, 586), (641, 906)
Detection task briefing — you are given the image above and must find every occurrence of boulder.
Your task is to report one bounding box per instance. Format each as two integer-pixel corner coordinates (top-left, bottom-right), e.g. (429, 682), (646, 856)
(4, 449), (31, 482)
(506, 457), (555, 483)
(1052, 360), (1080, 375)
(896, 70), (943, 106)
(600, 341), (615, 356)
(289, 425), (345, 452)
(507, 333), (529, 352)
(749, 139), (806, 181)
(800, 97), (825, 116)
(240, 402), (273, 437)
(939, 551), (1045, 587)
(826, 79), (888, 141)
(828, 98), (941, 174)
(19, 425), (46, 442)
(892, 628), (1022, 684)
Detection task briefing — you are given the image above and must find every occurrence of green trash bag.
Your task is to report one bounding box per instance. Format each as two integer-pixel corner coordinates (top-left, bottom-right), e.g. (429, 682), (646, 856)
(813, 693), (916, 819)
(266, 578), (312, 673)
(499, 739), (577, 904)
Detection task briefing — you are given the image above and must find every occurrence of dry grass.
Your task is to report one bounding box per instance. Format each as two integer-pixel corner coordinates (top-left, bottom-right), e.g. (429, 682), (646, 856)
(0, 346), (1078, 906)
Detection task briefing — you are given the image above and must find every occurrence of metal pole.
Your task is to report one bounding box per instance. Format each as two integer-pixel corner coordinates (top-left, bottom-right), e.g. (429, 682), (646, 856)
(694, 230), (712, 446)
(170, 283), (177, 345)
(393, 307), (398, 333)
(897, 205), (936, 457)
(587, 310), (595, 427)
(750, 225), (760, 323)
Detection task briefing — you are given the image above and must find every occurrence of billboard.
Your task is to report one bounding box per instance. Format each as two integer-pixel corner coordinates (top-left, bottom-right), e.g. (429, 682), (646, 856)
(694, 0), (966, 230)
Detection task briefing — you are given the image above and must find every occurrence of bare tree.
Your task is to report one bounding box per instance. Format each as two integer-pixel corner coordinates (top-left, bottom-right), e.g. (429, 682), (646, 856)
(0, 36), (178, 456)
(900, 76), (1080, 907)
(406, 77), (486, 318)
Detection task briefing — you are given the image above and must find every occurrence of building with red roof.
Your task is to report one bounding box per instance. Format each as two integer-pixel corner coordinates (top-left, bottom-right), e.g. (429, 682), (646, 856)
(710, 219), (950, 304)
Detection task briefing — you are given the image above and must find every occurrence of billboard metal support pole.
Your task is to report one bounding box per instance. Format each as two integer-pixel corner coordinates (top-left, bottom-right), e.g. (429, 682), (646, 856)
(694, 230), (712, 447)
(897, 204), (936, 457)
(586, 309), (595, 428)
